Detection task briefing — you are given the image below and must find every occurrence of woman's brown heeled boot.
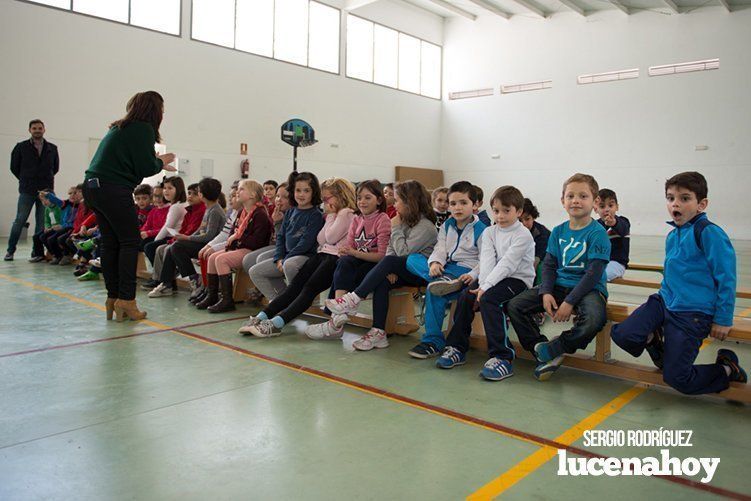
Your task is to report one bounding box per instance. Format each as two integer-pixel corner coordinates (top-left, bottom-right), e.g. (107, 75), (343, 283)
(113, 299), (147, 322)
(105, 297), (117, 320)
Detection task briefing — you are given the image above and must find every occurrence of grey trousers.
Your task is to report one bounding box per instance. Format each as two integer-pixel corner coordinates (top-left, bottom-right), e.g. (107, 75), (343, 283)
(242, 245), (275, 276)
(249, 254), (309, 300)
(151, 243), (170, 280)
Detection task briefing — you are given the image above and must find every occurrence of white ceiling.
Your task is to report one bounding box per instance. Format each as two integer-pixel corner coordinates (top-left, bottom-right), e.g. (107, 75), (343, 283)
(395, 0), (751, 19)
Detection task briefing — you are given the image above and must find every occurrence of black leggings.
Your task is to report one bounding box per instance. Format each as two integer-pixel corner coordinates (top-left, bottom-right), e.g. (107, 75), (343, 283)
(83, 181), (140, 300)
(263, 253), (339, 323)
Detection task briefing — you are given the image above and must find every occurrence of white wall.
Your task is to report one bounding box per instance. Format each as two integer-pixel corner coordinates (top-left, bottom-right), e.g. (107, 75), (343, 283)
(440, 8), (751, 239)
(0, 0), (443, 236)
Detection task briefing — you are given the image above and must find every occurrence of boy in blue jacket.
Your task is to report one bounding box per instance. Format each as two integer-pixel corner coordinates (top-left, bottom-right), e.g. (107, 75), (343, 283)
(611, 172), (745, 394)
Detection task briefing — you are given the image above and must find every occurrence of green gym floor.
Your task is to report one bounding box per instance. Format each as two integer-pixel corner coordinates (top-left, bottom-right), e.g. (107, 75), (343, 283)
(1, 236), (749, 500)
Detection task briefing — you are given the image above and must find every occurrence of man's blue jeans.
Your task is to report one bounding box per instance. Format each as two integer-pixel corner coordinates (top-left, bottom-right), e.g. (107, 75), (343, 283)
(7, 193), (45, 256)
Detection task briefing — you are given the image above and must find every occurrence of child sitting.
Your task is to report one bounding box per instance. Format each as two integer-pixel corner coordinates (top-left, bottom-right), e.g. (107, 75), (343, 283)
(30, 190), (62, 263)
(133, 184), (153, 228)
(196, 180), (273, 312)
(304, 180), (392, 340)
(140, 187), (170, 250)
(435, 186), (534, 381)
(263, 179), (278, 217)
(473, 185), (492, 227)
(142, 176), (187, 271)
(149, 178), (225, 297)
(611, 172), (745, 394)
(507, 173), (611, 381)
(594, 188), (630, 282)
(520, 198), (550, 272)
(406, 181), (487, 359)
(243, 178), (357, 337)
(432, 186), (450, 230)
(383, 183), (397, 219)
(44, 186), (82, 265)
(326, 180), (437, 351)
(248, 172), (325, 301)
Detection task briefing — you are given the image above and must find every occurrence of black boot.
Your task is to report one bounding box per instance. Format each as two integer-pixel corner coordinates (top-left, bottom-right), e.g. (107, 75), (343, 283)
(195, 274), (219, 310)
(208, 274), (236, 313)
(189, 285), (205, 303)
(191, 288), (208, 306)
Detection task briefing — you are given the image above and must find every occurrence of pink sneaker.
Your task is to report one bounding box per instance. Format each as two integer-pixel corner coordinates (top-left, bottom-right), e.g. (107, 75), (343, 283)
(306, 317), (345, 340)
(325, 293), (361, 315)
(353, 328), (389, 351)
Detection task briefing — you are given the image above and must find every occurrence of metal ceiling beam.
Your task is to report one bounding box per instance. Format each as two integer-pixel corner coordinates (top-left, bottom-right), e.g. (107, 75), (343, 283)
(610, 0), (630, 14)
(557, 0), (585, 16)
(660, 0), (680, 12)
(423, 0), (478, 19)
(466, 0), (512, 19)
(507, 0), (548, 17)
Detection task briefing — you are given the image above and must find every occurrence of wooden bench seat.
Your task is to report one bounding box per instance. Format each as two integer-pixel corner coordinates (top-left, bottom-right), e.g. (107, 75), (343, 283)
(612, 264), (751, 299)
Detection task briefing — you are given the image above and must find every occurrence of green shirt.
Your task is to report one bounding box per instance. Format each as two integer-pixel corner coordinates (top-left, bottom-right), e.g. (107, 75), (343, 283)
(85, 121), (164, 189)
(44, 204), (62, 230)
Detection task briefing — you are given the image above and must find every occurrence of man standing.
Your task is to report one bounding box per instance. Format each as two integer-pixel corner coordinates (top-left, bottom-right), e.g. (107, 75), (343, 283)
(5, 119), (59, 261)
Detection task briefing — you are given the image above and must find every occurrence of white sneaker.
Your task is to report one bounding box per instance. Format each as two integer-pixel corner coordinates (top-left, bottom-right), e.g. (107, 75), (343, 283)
(306, 319), (344, 340)
(325, 293), (361, 315)
(238, 315), (262, 334)
(89, 258), (101, 268)
(353, 328), (389, 351)
(249, 319), (282, 338)
(427, 277), (464, 297)
(148, 283), (176, 298)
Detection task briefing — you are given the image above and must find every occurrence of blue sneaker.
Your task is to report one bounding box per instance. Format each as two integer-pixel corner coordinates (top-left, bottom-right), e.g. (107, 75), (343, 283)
(480, 357), (513, 381)
(436, 346), (466, 369)
(717, 349), (748, 383)
(408, 342), (441, 359)
(534, 338), (563, 363)
(534, 355), (564, 381)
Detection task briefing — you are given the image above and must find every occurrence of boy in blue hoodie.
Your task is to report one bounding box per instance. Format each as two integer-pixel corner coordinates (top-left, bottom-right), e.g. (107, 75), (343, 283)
(42, 187), (80, 265)
(406, 181), (487, 359)
(611, 172), (745, 394)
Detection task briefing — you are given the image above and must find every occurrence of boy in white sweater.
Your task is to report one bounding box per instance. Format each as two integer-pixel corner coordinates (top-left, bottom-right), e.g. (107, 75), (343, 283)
(436, 186), (535, 382)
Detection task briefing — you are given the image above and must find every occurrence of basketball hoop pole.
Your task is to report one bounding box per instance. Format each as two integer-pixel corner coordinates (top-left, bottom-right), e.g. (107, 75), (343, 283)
(293, 145), (298, 173)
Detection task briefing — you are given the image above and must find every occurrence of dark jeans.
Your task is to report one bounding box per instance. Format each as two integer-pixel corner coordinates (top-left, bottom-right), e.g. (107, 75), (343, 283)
(43, 229), (72, 258)
(611, 294), (728, 395)
(83, 181), (140, 300)
(139, 236), (155, 252)
(354, 255), (426, 330)
(264, 253), (339, 323)
(32, 230), (52, 257)
(446, 278), (527, 360)
(144, 238), (169, 265)
(331, 255), (377, 292)
(160, 240), (204, 283)
(507, 285), (607, 356)
(7, 192), (45, 256)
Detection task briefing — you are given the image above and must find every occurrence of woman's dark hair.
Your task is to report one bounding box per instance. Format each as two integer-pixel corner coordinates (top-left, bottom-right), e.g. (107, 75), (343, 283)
(163, 175), (186, 203)
(395, 180), (436, 227)
(287, 171), (322, 208)
(110, 91), (164, 143)
(356, 179), (387, 214)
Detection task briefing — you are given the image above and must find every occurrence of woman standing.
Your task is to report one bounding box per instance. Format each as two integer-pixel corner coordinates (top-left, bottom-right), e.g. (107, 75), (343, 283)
(84, 91), (176, 321)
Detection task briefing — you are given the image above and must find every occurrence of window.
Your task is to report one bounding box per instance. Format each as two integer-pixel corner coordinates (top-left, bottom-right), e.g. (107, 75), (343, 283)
(346, 15), (442, 99)
(21, 0), (180, 36)
(191, 0), (341, 74)
(73, 0), (128, 23)
(130, 0), (181, 36)
(236, 0), (274, 57)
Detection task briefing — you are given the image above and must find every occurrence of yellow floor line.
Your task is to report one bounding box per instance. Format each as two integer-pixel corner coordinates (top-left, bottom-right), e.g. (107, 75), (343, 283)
(468, 336), (719, 500)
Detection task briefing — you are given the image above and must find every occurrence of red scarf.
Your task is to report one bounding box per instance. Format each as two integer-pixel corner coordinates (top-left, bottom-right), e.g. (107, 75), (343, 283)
(233, 203), (265, 241)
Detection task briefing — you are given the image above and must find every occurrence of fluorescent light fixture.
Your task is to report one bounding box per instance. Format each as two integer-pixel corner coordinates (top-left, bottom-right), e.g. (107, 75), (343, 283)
(578, 68), (639, 85)
(649, 58), (719, 76)
(501, 80), (552, 94)
(448, 88), (494, 100)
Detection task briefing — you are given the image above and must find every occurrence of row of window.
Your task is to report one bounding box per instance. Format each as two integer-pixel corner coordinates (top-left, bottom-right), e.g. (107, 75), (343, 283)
(24, 0), (442, 99)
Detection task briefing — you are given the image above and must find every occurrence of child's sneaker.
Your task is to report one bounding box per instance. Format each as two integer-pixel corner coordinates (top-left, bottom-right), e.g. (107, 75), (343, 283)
(49, 257), (61, 265)
(89, 258), (101, 268)
(353, 328), (388, 351)
(77, 270), (100, 281)
(717, 349), (748, 383)
(73, 265), (88, 277)
(534, 355), (564, 381)
(436, 346), (466, 369)
(58, 255), (73, 265)
(427, 277), (464, 297)
(480, 357), (514, 381)
(75, 239), (95, 252)
(248, 319), (282, 338)
(534, 338), (563, 363)
(237, 315), (262, 334)
(148, 283), (176, 298)
(306, 318), (345, 340)
(325, 292), (361, 315)
(408, 342), (440, 359)
(28, 256), (45, 263)
(645, 329), (665, 370)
